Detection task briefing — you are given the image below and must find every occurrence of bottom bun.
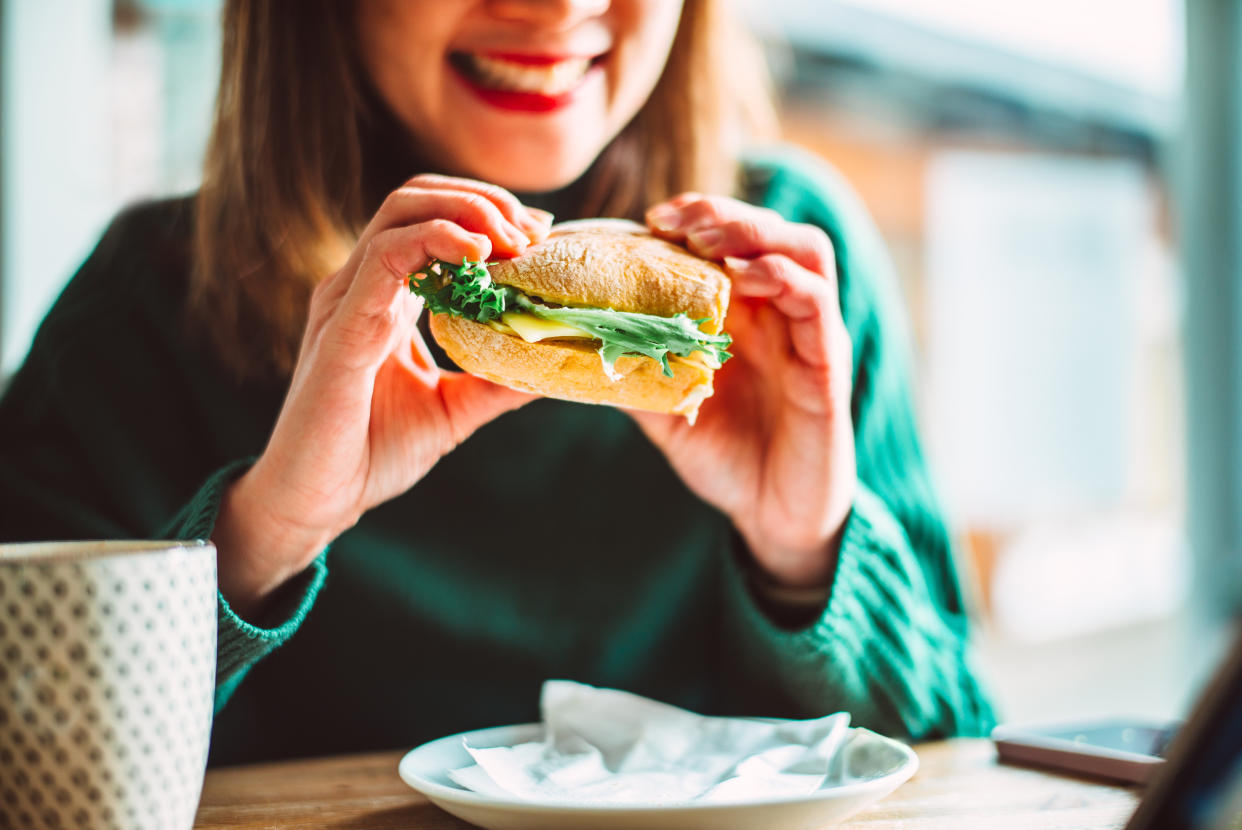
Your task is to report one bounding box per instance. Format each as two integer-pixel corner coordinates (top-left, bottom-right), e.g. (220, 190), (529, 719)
(430, 314), (716, 420)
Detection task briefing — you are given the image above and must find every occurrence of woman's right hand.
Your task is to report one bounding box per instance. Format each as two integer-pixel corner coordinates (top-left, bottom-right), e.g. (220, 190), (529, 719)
(212, 175), (551, 617)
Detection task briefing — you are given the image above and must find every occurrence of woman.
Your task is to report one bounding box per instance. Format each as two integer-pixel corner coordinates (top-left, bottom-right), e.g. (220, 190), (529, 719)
(0, 0), (994, 764)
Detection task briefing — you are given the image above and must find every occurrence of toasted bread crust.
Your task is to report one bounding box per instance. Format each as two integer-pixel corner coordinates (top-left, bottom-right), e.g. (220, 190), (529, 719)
(484, 219), (730, 333)
(430, 314), (716, 417)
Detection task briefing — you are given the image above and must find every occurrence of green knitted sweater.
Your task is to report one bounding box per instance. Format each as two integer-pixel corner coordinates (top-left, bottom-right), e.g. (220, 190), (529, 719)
(0, 149), (995, 765)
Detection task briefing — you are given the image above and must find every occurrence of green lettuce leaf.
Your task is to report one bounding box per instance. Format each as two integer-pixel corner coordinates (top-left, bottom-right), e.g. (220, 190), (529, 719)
(510, 294), (731, 378)
(409, 258), (732, 378)
(409, 258), (512, 323)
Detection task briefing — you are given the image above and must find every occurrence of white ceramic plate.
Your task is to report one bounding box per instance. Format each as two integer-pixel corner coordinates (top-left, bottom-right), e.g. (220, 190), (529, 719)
(397, 723), (918, 830)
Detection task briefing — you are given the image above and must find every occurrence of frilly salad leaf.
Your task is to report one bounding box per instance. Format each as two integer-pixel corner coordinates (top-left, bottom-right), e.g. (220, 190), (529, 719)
(409, 259), (511, 323)
(409, 258), (733, 378)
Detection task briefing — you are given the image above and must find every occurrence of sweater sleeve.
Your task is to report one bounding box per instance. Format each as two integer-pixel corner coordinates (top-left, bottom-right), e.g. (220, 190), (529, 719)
(0, 204), (327, 716)
(717, 148), (997, 739)
(156, 459), (328, 714)
(721, 487), (995, 738)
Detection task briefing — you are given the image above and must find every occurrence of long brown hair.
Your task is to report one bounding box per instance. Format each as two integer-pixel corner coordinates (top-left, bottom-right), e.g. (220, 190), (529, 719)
(191, 0), (774, 380)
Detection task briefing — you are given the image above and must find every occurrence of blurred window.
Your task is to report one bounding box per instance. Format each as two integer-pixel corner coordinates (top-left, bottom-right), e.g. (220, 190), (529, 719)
(839, 0), (1182, 97)
(0, 0), (220, 378)
(756, 0), (1206, 723)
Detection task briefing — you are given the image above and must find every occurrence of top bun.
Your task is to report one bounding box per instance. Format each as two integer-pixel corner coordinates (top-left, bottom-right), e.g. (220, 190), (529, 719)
(485, 219), (730, 331)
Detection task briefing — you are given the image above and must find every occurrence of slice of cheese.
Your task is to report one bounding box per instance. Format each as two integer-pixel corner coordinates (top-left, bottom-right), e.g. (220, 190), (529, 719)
(485, 312), (720, 401)
(675, 350), (722, 371)
(498, 312), (594, 343)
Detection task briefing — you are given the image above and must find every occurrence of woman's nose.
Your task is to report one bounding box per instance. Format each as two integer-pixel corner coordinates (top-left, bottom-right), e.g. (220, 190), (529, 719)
(484, 0), (611, 28)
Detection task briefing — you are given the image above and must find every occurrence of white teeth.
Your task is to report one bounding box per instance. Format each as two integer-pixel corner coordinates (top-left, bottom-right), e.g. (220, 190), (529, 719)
(466, 54), (593, 95)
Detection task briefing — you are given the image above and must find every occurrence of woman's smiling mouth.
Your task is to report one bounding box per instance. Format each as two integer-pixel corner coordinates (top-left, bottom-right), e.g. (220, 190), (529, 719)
(449, 51), (606, 112)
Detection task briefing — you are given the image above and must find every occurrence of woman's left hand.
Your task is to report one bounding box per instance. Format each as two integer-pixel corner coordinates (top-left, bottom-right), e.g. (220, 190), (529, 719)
(637, 194), (858, 590)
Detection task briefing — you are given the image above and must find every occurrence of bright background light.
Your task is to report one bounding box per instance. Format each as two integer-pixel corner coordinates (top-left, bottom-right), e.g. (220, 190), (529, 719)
(840, 0), (1183, 97)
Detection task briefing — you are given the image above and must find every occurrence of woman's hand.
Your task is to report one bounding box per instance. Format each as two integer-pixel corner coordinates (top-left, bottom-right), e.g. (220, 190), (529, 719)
(213, 175), (552, 616)
(639, 194), (857, 590)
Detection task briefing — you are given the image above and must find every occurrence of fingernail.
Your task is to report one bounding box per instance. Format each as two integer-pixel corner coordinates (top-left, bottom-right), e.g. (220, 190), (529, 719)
(468, 233), (493, 260)
(526, 207), (554, 225)
(688, 227), (724, 252)
(505, 225), (530, 250)
(521, 210), (553, 243)
(516, 211), (549, 239)
(724, 256), (751, 272)
(647, 206), (683, 233)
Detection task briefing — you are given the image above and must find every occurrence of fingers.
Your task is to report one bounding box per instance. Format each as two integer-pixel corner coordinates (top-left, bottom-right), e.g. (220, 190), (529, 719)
(374, 186), (533, 258)
(724, 254), (849, 370)
(308, 174), (554, 377)
(646, 190), (705, 220)
(353, 219), (490, 313)
(389, 328), (536, 436)
(646, 194), (835, 277)
(330, 176), (551, 321)
(400, 173), (554, 243)
(324, 220), (492, 368)
(645, 193), (846, 371)
(690, 219), (834, 278)
(343, 176), (552, 283)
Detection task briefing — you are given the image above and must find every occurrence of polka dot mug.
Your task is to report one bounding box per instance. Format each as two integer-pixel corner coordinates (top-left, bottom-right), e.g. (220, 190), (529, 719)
(0, 540), (217, 830)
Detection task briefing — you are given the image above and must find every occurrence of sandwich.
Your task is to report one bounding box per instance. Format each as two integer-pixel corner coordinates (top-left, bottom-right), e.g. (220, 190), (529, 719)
(409, 219), (732, 422)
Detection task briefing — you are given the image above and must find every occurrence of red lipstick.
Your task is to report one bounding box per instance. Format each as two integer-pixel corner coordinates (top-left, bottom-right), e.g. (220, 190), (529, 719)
(482, 52), (585, 66)
(461, 83), (581, 113)
(449, 57), (601, 114)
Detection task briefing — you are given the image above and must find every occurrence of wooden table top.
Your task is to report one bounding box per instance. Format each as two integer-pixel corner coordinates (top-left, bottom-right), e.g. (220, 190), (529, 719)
(193, 738), (1141, 829)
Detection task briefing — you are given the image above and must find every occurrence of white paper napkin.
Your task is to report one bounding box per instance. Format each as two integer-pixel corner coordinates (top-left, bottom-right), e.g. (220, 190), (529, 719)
(447, 680), (855, 806)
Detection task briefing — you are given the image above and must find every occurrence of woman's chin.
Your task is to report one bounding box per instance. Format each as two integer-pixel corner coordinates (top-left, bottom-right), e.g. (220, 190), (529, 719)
(458, 152), (601, 196)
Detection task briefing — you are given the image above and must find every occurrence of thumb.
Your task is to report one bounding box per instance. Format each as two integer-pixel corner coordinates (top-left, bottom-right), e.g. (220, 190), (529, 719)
(438, 371), (537, 443)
